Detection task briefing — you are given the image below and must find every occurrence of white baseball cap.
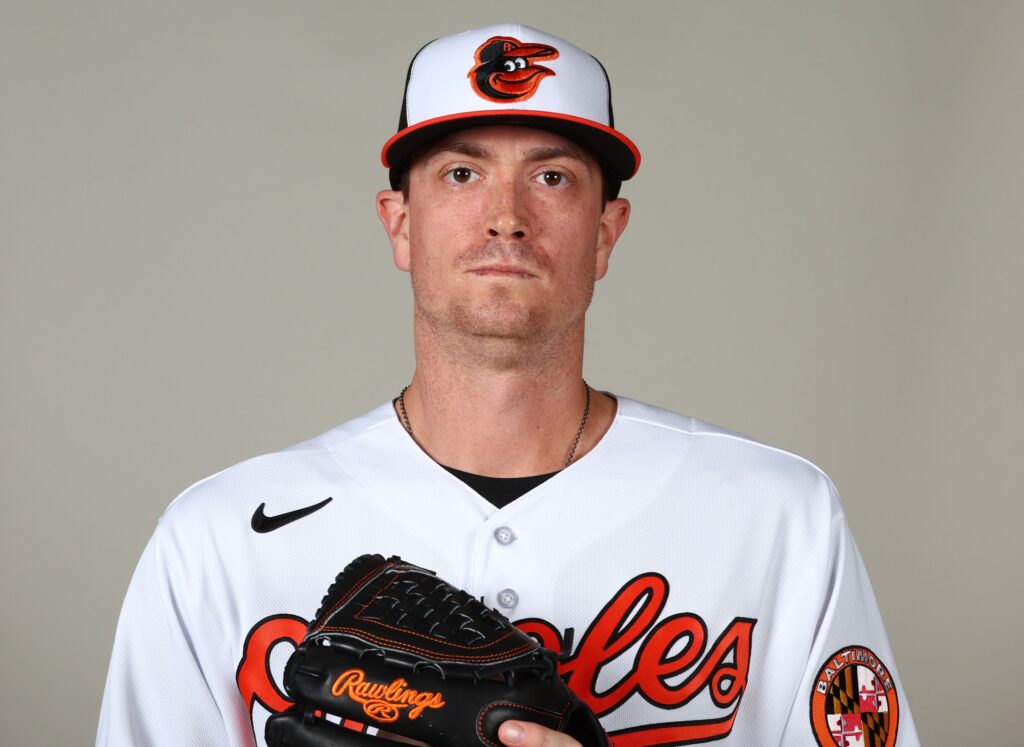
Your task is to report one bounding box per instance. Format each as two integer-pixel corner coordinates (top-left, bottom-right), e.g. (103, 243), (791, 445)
(381, 23), (641, 197)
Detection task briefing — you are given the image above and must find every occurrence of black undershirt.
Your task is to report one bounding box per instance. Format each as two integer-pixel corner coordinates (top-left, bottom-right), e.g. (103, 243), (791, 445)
(442, 465), (560, 508)
(392, 398), (562, 507)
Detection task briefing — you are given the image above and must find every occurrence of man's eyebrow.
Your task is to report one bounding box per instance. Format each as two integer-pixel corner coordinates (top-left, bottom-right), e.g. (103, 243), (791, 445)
(522, 145), (594, 173)
(420, 141), (594, 172)
(422, 141), (492, 163)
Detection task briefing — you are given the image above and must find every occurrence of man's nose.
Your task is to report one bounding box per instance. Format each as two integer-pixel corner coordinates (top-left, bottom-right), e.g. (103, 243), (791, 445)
(487, 178), (528, 240)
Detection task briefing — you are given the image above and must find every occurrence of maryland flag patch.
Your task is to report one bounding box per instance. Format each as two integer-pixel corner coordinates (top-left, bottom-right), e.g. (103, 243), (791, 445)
(810, 646), (899, 746)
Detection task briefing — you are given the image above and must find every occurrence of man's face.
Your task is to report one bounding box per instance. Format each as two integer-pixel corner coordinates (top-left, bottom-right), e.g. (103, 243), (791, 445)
(377, 125), (630, 357)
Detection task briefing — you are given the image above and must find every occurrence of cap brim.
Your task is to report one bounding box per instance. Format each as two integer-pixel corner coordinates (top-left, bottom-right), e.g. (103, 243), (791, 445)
(382, 110), (640, 191)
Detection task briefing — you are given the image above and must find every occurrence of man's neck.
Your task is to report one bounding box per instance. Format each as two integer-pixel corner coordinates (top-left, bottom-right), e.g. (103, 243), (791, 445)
(398, 330), (616, 477)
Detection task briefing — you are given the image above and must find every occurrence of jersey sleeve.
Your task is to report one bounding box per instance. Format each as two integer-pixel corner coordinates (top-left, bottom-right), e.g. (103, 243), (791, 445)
(779, 482), (920, 746)
(96, 517), (234, 747)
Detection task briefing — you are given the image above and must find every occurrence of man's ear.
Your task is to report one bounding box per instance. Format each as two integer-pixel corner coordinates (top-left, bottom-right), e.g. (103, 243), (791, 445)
(595, 197), (631, 280)
(376, 190), (410, 271)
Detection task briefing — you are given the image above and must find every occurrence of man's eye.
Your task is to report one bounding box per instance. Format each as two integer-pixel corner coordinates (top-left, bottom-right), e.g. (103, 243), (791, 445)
(539, 171), (566, 187)
(446, 167), (475, 184)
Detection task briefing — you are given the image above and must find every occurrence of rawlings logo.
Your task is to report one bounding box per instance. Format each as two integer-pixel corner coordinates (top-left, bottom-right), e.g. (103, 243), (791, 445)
(238, 574), (756, 746)
(331, 668), (446, 723)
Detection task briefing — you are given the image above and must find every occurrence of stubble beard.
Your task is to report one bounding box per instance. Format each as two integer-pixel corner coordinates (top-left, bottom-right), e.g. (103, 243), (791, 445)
(411, 268), (596, 371)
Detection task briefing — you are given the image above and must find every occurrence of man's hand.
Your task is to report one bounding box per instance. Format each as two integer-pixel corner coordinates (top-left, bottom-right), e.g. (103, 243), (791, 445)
(499, 721), (583, 747)
(378, 721), (585, 746)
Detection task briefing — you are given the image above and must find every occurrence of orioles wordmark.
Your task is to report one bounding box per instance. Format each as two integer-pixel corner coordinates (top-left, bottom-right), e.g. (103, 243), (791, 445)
(236, 574), (758, 746)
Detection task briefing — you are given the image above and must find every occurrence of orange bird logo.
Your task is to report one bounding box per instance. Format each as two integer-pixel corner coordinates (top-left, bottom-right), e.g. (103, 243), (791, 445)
(469, 36), (559, 103)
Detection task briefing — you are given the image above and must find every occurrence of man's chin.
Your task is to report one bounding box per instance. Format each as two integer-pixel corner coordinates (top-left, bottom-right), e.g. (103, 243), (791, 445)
(462, 317), (541, 342)
(452, 302), (540, 340)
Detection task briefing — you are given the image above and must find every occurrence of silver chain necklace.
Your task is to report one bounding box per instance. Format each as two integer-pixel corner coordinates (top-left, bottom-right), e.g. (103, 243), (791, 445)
(398, 380), (591, 469)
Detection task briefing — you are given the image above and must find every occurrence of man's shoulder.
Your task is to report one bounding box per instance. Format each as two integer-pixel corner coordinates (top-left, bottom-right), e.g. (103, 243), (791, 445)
(281, 400), (398, 452)
(160, 401), (397, 523)
(615, 395), (838, 499)
(616, 395), (790, 449)
(616, 395), (742, 438)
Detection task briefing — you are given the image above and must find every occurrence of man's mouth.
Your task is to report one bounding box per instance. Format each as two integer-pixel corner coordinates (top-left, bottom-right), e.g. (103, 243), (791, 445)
(467, 264), (538, 279)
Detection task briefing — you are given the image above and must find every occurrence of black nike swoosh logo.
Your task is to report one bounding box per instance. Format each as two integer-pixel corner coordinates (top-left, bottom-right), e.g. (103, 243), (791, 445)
(251, 497), (333, 533)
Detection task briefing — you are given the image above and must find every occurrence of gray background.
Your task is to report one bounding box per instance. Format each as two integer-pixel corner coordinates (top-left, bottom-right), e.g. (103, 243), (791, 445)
(2, 1), (1021, 744)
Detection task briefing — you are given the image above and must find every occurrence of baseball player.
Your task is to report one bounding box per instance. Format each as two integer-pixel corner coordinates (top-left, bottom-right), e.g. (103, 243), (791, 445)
(97, 23), (920, 747)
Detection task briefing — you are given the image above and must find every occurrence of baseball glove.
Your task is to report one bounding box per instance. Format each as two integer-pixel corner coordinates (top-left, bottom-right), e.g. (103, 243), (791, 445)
(265, 553), (608, 747)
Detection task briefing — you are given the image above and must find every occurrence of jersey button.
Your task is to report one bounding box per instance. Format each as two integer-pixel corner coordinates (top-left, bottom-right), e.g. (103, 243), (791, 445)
(497, 588), (519, 609)
(494, 526), (516, 545)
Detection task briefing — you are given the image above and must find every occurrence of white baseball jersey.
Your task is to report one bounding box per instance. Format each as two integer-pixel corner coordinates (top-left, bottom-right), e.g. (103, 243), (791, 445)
(97, 397), (919, 746)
